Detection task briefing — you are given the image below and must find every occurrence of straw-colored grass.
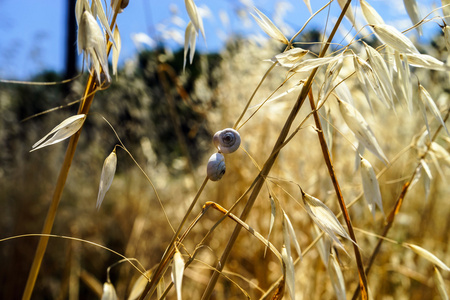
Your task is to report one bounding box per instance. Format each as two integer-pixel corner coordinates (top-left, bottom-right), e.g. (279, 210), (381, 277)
(0, 0), (450, 299)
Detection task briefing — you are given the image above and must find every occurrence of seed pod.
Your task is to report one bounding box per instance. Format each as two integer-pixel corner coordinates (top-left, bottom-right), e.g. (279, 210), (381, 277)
(206, 153), (226, 181)
(213, 128), (241, 154)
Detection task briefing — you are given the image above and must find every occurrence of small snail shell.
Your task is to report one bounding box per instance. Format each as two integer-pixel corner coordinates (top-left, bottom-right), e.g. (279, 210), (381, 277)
(207, 153), (226, 181)
(213, 128), (241, 154)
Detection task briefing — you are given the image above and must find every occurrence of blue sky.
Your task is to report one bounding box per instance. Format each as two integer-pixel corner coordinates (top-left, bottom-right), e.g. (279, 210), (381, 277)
(0, 0), (443, 80)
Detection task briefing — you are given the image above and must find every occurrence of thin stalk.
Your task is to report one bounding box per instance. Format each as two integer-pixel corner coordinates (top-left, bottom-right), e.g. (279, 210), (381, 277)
(200, 2), (353, 299)
(351, 108), (450, 300)
(138, 177), (209, 300)
(22, 3), (122, 298)
(308, 89), (368, 299)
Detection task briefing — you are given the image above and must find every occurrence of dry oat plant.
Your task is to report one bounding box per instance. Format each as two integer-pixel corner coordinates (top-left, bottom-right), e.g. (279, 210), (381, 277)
(1, 0), (450, 299)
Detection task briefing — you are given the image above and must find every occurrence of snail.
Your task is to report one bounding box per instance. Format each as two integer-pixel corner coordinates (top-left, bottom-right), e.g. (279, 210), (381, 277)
(213, 128), (241, 154)
(207, 153), (226, 181)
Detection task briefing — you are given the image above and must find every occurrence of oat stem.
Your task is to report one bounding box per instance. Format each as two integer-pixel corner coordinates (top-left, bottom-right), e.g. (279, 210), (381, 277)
(22, 3), (122, 297)
(308, 89), (369, 299)
(200, 2), (352, 299)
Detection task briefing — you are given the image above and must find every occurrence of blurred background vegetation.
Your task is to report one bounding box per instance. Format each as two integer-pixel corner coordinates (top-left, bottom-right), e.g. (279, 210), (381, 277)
(1, 2), (450, 299)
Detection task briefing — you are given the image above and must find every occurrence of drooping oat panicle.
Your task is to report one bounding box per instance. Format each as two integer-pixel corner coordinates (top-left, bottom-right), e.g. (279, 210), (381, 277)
(337, 98), (389, 164)
(291, 54), (349, 73)
(112, 25), (121, 76)
(420, 159), (432, 200)
(78, 10), (110, 83)
(328, 253), (346, 300)
(419, 84), (450, 135)
(274, 48), (309, 68)
(360, 156), (384, 218)
(172, 249), (185, 300)
(403, 0), (422, 35)
(364, 42), (394, 107)
(301, 190), (353, 251)
(405, 53), (450, 71)
(360, 0), (385, 25)
(442, 26), (450, 53)
(434, 267), (449, 300)
(184, 0), (205, 38)
(337, 0), (369, 36)
(312, 225), (331, 266)
(101, 282), (118, 300)
(442, 0), (450, 25)
(371, 24), (419, 54)
(31, 114), (86, 152)
(92, 0), (117, 49)
(97, 150), (117, 209)
(265, 195), (277, 256)
(302, 0), (312, 14)
(405, 243), (450, 271)
(251, 7), (288, 44)
(183, 21), (198, 70)
(281, 245), (295, 300)
(127, 270), (152, 300)
(353, 55), (372, 111)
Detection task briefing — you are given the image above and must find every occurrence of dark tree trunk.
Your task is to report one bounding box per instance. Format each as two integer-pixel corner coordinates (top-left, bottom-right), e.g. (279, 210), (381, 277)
(65, 0), (77, 80)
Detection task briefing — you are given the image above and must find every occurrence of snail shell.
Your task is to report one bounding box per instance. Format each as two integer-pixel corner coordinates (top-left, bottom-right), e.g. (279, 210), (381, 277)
(213, 128), (241, 154)
(207, 153), (226, 181)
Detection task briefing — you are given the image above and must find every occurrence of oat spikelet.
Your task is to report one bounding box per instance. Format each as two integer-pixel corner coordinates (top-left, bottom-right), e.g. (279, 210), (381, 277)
(97, 150), (117, 209)
(31, 114), (86, 152)
(337, 98), (389, 164)
(360, 156), (384, 218)
(172, 249), (185, 300)
(251, 7), (288, 44)
(101, 282), (118, 300)
(405, 243), (450, 271)
(371, 24), (419, 54)
(301, 190), (353, 251)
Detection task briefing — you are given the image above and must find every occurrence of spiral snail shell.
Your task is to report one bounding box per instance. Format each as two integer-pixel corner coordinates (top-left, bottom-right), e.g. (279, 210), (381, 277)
(207, 153), (226, 181)
(213, 128), (241, 154)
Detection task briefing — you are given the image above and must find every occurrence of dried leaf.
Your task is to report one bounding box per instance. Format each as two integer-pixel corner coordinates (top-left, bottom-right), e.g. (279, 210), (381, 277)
(251, 7), (288, 44)
(127, 270), (152, 300)
(434, 267), (449, 300)
(112, 25), (121, 76)
(101, 282), (118, 300)
(360, 157), (384, 218)
(281, 245), (295, 300)
(361, 0), (385, 25)
(328, 253), (346, 300)
(371, 24), (419, 54)
(403, 0), (422, 35)
(31, 114), (86, 152)
(405, 243), (450, 271)
(337, 99), (389, 164)
(97, 150), (117, 209)
(302, 191), (352, 251)
(419, 84), (449, 135)
(172, 249), (185, 300)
